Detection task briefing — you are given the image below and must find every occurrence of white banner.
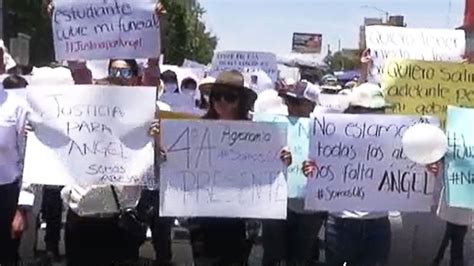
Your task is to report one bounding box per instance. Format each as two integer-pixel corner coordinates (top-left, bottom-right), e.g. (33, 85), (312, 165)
(366, 26), (465, 84)
(305, 114), (438, 212)
(210, 51), (278, 82)
(160, 120), (288, 219)
(52, 0), (160, 60)
(23, 85), (156, 186)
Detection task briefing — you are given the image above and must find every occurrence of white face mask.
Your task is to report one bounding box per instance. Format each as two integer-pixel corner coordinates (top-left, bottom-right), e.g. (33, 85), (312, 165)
(165, 83), (178, 93)
(181, 87), (195, 96)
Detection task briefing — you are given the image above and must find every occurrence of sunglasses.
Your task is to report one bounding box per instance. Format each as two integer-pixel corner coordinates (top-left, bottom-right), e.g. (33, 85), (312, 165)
(210, 90), (239, 103)
(109, 67), (132, 79)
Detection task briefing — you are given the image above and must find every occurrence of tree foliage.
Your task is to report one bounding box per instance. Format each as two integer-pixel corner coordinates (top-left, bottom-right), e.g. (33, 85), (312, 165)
(324, 50), (362, 72)
(3, 0), (217, 66)
(4, 0), (54, 65)
(160, 0), (217, 65)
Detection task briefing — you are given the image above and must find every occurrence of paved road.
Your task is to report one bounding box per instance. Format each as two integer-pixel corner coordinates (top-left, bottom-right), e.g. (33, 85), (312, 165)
(21, 214), (474, 265)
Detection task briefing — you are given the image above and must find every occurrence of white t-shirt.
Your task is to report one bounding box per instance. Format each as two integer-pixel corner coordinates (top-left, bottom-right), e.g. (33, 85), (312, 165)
(312, 106), (387, 219)
(0, 90), (27, 185)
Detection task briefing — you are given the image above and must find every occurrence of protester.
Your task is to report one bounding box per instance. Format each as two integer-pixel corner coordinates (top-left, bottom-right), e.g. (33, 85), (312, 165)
(61, 58), (175, 265)
(426, 162), (473, 266)
(43, 0), (174, 261)
(303, 84), (392, 266)
(186, 70), (292, 265)
(181, 77), (198, 92)
(0, 70), (33, 264)
(22, 65), (75, 263)
(161, 70), (179, 93)
(261, 80), (327, 265)
(27, 66), (65, 259)
(159, 72), (205, 116)
(62, 59), (151, 264)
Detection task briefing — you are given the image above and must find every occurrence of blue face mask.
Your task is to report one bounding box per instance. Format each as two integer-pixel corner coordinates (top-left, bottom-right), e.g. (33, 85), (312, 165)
(109, 68), (132, 79)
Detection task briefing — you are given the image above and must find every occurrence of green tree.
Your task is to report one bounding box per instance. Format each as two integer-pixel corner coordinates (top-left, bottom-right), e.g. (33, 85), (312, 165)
(160, 0), (217, 65)
(4, 0), (54, 65)
(324, 50), (362, 72)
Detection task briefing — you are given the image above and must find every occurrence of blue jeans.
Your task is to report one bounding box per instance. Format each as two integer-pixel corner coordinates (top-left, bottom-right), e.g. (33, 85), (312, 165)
(326, 215), (391, 266)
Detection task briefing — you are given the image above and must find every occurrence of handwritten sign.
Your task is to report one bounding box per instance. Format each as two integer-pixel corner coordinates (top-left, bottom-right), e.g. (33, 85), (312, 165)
(23, 85), (156, 186)
(52, 0), (160, 60)
(159, 119), (288, 219)
(210, 51), (278, 82)
(366, 26), (465, 83)
(445, 106), (474, 209)
(305, 114), (438, 212)
(382, 59), (474, 127)
(253, 114), (310, 198)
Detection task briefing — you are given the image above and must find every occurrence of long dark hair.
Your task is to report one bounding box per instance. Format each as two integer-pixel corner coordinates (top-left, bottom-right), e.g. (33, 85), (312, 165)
(202, 90), (250, 120)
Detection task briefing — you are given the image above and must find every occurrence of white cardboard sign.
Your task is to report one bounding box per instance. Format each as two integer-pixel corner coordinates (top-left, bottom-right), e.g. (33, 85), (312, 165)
(160, 119), (288, 219)
(52, 0), (160, 60)
(305, 114), (438, 212)
(210, 51), (278, 82)
(23, 85), (156, 186)
(366, 26), (465, 84)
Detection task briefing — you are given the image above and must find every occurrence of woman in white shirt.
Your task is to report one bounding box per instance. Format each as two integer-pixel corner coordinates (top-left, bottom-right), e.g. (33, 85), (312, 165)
(427, 162), (472, 266)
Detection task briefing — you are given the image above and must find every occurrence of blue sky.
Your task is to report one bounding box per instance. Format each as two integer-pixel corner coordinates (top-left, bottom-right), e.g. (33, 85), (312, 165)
(199, 0), (465, 55)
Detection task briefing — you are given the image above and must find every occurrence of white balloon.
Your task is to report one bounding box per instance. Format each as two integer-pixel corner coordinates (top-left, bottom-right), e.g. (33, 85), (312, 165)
(402, 124), (448, 165)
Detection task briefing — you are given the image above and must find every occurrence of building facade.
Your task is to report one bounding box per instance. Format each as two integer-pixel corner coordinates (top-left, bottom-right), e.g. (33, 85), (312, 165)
(359, 16), (406, 50)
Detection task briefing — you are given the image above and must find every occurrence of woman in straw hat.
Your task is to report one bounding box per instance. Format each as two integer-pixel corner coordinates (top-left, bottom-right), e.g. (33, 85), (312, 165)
(189, 70), (292, 265)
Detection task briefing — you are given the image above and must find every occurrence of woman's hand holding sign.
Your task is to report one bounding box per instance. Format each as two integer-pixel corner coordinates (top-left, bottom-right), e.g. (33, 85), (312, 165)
(280, 147), (292, 167)
(302, 160), (318, 178)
